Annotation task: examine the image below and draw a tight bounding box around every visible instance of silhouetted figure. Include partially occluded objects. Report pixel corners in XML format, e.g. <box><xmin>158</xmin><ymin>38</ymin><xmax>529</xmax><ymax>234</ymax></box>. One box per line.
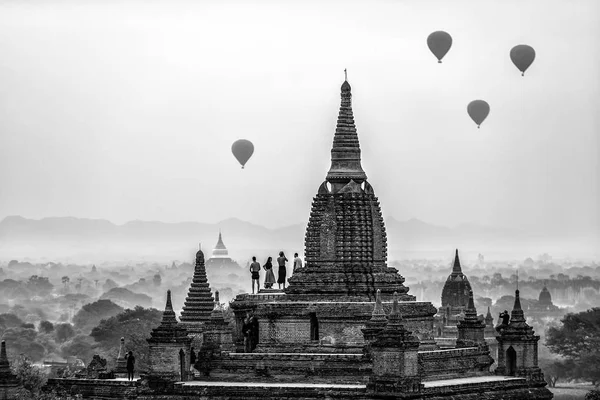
<box><xmin>250</xmin><ymin>256</ymin><xmax>261</xmax><ymax>294</ymax></box>
<box><xmin>190</xmin><ymin>346</ymin><xmax>196</xmax><ymax>369</ymax></box>
<box><xmin>263</xmin><ymin>257</ymin><xmax>275</xmax><ymax>289</ymax></box>
<box><xmin>242</xmin><ymin>311</ymin><xmax>259</xmax><ymax>352</ymax></box>
<box><xmin>126</xmin><ymin>351</ymin><xmax>135</xmax><ymax>381</ymax></box>
<box><xmin>496</xmin><ymin>310</ymin><xmax>510</xmax><ymax>332</ymax></box>
<box><xmin>293</xmin><ymin>253</ymin><xmax>303</xmax><ymax>272</ymax></box>
<box><xmin>277</xmin><ymin>251</ymin><xmax>288</xmax><ymax>289</ymax></box>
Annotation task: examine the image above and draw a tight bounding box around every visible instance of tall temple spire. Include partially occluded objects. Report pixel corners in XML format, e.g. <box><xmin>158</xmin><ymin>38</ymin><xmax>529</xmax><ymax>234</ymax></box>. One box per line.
<box><xmin>180</xmin><ymin>246</ymin><xmax>215</xmax><ymax>328</ymax></box>
<box><xmin>0</xmin><ymin>340</ymin><xmax>8</xmax><ymax>371</ymax></box>
<box><xmin>326</xmin><ymin>75</ymin><xmax>367</xmax><ymax>184</ymax></box>
<box><xmin>0</xmin><ymin>340</ymin><xmax>19</xmax><ymax>385</ymax></box>
<box><xmin>452</xmin><ymin>249</ymin><xmax>462</xmax><ymax>275</ymax></box>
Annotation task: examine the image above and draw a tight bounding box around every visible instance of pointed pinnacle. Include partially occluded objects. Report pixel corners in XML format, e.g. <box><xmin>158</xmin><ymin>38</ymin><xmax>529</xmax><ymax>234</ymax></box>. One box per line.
<box><xmin>165</xmin><ymin>290</ymin><xmax>173</xmax><ymax>312</ymax></box>
<box><xmin>452</xmin><ymin>249</ymin><xmax>462</xmax><ymax>274</ymax></box>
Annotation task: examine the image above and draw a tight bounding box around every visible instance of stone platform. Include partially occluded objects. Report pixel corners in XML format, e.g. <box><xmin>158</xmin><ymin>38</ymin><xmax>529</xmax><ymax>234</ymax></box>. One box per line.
<box><xmin>135</xmin><ymin>375</ymin><xmax>552</xmax><ymax>400</ymax></box>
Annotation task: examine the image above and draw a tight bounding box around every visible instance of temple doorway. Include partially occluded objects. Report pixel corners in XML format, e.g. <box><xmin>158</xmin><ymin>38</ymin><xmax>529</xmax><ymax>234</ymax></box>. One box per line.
<box><xmin>506</xmin><ymin>346</ymin><xmax>517</xmax><ymax>376</ymax></box>
<box><xmin>310</xmin><ymin>313</ymin><xmax>319</xmax><ymax>341</ymax></box>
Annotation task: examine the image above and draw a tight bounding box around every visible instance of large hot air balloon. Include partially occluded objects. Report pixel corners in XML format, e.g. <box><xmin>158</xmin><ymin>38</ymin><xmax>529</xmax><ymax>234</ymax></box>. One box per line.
<box><xmin>427</xmin><ymin>31</ymin><xmax>452</xmax><ymax>63</ymax></box>
<box><xmin>510</xmin><ymin>45</ymin><xmax>536</xmax><ymax>76</ymax></box>
<box><xmin>231</xmin><ymin>139</ymin><xmax>254</xmax><ymax>169</ymax></box>
<box><xmin>467</xmin><ymin>100</ymin><xmax>490</xmax><ymax>128</ymax></box>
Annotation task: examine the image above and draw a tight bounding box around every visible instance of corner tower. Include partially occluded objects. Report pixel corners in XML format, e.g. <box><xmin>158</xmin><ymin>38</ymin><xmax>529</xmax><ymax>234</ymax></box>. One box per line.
<box><xmin>287</xmin><ymin>79</ymin><xmax>413</xmax><ymax>301</ymax></box>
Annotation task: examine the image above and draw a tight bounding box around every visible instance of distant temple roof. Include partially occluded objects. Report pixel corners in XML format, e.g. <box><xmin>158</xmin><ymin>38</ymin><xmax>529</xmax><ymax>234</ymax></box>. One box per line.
<box><xmin>538</xmin><ymin>284</ymin><xmax>553</xmax><ymax>306</ymax></box>
<box><xmin>441</xmin><ymin>249</ymin><xmax>472</xmax><ymax>308</ymax></box>
<box><xmin>212</xmin><ymin>231</ymin><xmax>229</xmax><ymax>258</ymax></box>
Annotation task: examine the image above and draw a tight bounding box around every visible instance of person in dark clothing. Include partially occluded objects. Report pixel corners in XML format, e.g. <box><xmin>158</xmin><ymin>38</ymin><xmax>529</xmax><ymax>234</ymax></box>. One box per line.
<box><xmin>126</xmin><ymin>351</ymin><xmax>135</xmax><ymax>380</ymax></box>
<box><xmin>277</xmin><ymin>251</ymin><xmax>288</xmax><ymax>289</ymax></box>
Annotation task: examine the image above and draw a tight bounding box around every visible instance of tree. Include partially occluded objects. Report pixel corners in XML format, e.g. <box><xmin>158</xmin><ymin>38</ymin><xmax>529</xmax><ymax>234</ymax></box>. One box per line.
<box><xmin>1</xmin><ymin>327</ymin><xmax>46</xmax><ymax>362</ymax></box>
<box><xmin>586</xmin><ymin>390</ymin><xmax>600</xmax><ymax>400</ymax></box>
<box><xmin>60</xmin><ymin>334</ymin><xmax>96</xmax><ymax>363</ymax></box>
<box><xmin>90</xmin><ymin>306</ymin><xmax>162</xmax><ymax>371</ymax></box>
<box><xmin>61</xmin><ymin>276</ymin><xmax>69</xmax><ymax>289</ymax></box>
<box><xmin>539</xmin><ymin>358</ymin><xmax>574</xmax><ymax>387</ymax></box>
<box><xmin>153</xmin><ymin>273</ymin><xmax>161</xmax><ymax>287</ymax></box>
<box><xmin>54</xmin><ymin>323</ymin><xmax>76</xmax><ymax>343</ymax></box>
<box><xmin>26</xmin><ymin>275</ymin><xmax>54</xmax><ymax>296</ymax></box>
<box><xmin>547</xmin><ymin>308</ymin><xmax>600</xmax><ymax>385</ymax></box>
<box><xmin>547</xmin><ymin>308</ymin><xmax>600</xmax><ymax>359</ymax></box>
<box><xmin>72</xmin><ymin>299</ymin><xmax>123</xmax><ymax>333</ymax></box>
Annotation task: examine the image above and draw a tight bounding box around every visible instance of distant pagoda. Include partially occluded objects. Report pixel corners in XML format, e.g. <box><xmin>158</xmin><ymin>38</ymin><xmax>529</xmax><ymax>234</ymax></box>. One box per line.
<box><xmin>286</xmin><ymin>78</ymin><xmax>413</xmax><ymax>301</ymax></box>
<box><xmin>205</xmin><ymin>231</ymin><xmax>242</xmax><ymax>274</ymax></box>
<box><xmin>180</xmin><ymin>245</ymin><xmax>215</xmax><ymax>331</ymax></box>
<box><xmin>441</xmin><ymin>249</ymin><xmax>472</xmax><ymax>309</ymax></box>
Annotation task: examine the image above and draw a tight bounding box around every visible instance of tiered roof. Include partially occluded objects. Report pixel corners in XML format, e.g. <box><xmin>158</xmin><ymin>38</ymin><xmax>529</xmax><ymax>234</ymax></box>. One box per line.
<box><xmin>286</xmin><ymin>79</ymin><xmax>413</xmax><ymax>301</ymax></box>
<box><xmin>180</xmin><ymin>247</ymin><xmax>215</xmax><ymax>325</ymax></box>
<box><xmin>148</xmin><ymin>290</ymin><xmax>190</xmax><ymax>344</ymax></box>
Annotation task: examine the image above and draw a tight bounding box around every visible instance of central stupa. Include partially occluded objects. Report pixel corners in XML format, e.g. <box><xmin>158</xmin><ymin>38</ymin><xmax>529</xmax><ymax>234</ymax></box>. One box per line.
<box><xmin>286</xmin><ymin>79</ymin><xmax>412</xmax><ymax>301</ymax></box>
<box><xmin>229</xmin><ymin>78</ymin><xmax>435</xmax><ymax>352</ymax></box>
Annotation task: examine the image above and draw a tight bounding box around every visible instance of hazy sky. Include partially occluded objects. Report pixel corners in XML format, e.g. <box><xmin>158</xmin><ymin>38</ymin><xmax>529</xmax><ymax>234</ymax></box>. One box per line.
<box><xmin>0</xmin><ymin>0</ymin><xmax>598</xmax><ymax>235</ymax></box>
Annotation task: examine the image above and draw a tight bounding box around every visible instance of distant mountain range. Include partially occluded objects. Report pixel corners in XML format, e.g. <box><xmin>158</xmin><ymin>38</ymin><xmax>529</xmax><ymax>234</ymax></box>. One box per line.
<box><xmin>0</xmin><ymin>216</ymin><xmax>597</xmax><ymax>262</ymax></box>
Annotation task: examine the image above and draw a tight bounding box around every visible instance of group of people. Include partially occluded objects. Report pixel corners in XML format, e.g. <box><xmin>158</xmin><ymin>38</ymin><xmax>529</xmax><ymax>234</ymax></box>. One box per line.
<box><xmin>249</xmin><ymin>252</ymin><xmax>303</xmax><ymax>294</ymax></box>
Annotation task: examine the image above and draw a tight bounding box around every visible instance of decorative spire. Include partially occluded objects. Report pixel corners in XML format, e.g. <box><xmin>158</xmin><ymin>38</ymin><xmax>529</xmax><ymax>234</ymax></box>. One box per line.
<box><xmin>386</xmin><ymin>292</ymin><xmax>404</xmax><ymax>328</ymax></box>
<box><xmin>463</xmin><ymin>290</ymin><xmax>478</xmax><ymax>320</ymax></box>
<box><xmin>215</xmin><ymin>231</ymin><xmax>226</xmax><ymax>250</ymax></box>
<box><xmin>117</xmin><ymin>337</ymin><xmax>125</xmax><ymax>359</ymax></box>
<box><xmin>160</xmin><ymin>290</ymin><xmax>178</xmax><ymax>326</ymax></box>
<box><xmin>148</xmin><ymin>290</ymin><xmax>190</xmax><ymax>343</ymax></box>
<box><xmin>510</xmin><ymin>289</ymin><xmax>525</xmax><ymax>324</ymax></box>
<box><xmin>209</xmin><ymin>290</ymin><xmax>226</xmax><ymax>324</ymax></box>
<box><xmin>452</xmin><ymin>249</ymin><xmax>462</xmax><ymax>275</ymax></box>
<box><xmin>326</xmin><ymin>75</ymin><xmax>367</xmax><ymax>183</ymax></box>
<box><xmin>370</xmin><ymin>289</ymin><xmax>387</xmax><ymax>322</ymax></box>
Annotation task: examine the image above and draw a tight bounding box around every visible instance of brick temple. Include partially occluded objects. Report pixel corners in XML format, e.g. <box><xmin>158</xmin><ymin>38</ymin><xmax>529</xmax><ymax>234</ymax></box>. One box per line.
<box><xmin>43</xmin><ymin>79</ymin><xmax>553</xmax><ymax>399</ymax></box>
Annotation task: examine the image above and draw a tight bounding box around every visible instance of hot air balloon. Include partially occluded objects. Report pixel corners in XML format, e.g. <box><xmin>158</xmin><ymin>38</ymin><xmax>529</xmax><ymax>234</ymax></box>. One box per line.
<box><xmin>231</xmin><ymin>139</ymin><xmax>254</xmax><ymax>169</ymax></box>
<box><xmin>427</xmin><ymin>31</ymin><xmax>452</xmax><ymax>63</ymax></box>
<box><xmin>467</xmin><ymin>100</ymin><xmax>490</xmax><ymax>128</ymax></box>
<box><xmin>510</xmin><ymin>45</ymin><xmax>536</xmax><ymax>76</ymax></box>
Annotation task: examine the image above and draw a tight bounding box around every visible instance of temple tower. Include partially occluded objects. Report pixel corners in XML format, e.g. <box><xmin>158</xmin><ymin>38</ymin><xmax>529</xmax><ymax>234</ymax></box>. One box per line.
<box><xmin>368</xmin><ymin>293</ymin><xmax>422</xmax><ymax>395</ymax></box>
<box><xmin>286</xmin><ymin>79</ymin><xmax>413</xmax><ymax>301</ymax></box>
<box><xmin>456</xmin><ymin>290</ymin><xmax>487</xmax><ymax>348</ymax></box>
<box><xmin>0</xmin><ymin>341</ymin><xmax>20</xmax><ymax>400</ymax></box>
<box><xmin>180</xmin><ymin>245</ymin><xmax>215</xmax><ymax>332</ymax></box>
<box><xmin>147</xmin><ymin>290</ymin><xmax>192</xmax><ymax>381</ymax></box>
<box><xmin>496</xmin><ymin>289</ymin><xmax>545</xmax><ymax>382</ymax></box>
<box><xmin>441</xmin><ymin>249</ymin><xmax>472</xmax><ymax>309</ymax></box>
<box><xmin>538</xmin><ymin>284</ymin><xmax>553</xmax><ymax>308</ymax></box>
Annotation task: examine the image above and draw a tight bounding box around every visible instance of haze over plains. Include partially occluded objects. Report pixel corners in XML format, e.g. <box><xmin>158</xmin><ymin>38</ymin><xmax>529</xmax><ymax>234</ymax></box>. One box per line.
<box><xmin>0</xmin><ymin>0</ymin><xmax>598</xmax><ymax>259</ymax></box>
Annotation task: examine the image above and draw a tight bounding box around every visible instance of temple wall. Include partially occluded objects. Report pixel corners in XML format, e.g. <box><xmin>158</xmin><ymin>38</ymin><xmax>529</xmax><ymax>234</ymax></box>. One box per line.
<box><xmin>149</xmin><ymin>343</ymin><xmax>190</xmax><ymax>379</ymax></box>
<box><xmin>418</xmin><ymin>347</ymin><xmax>493</xmax><ymax>381</ymax></box>
<box><xmin>260</xmin><ymin>318</ymin><xmax>311</xmax><ymax>344</ymax></box>
<box><xmin>46</xmin><ymin>378</ymin><xmax>139</xmax><ymax>400</ymax></box>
